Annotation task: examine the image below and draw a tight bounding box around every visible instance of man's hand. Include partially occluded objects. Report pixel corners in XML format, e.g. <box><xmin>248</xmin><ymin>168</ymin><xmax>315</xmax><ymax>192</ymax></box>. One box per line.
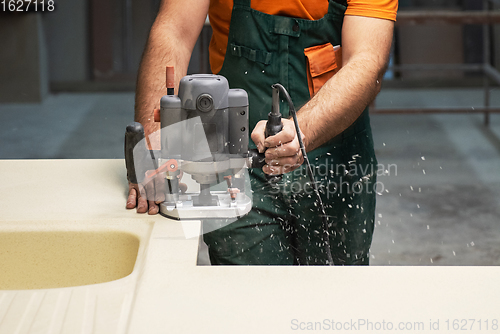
<box><xmin>126</xmin><ymin>172</ymin><xmax>188</xmax><ymax>214</ymax></box>
<box><xmin>127</xmin><ymin>183</ymin><xmax>154</xmax><ymax>214</ymax></box>
<box><xmin>126</xmin><ymin>173</ymin><xmax>165</xmax><ymax>215</ymax></box>
<box><xmin>251</xmin><ymin>118</ymin><xmax>305</xmax><ymax>175</ymax></box>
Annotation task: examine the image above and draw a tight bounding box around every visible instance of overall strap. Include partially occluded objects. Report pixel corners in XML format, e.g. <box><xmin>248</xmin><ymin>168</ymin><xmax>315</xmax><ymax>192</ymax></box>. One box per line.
<box><xmin>328</xmin><ymin>0</ymin><xmax>348</xmax><ymax>16</ymax></box>
<box><xmin>234</xmin><ymin>0</ymin><xmax>346</xmax><ymax>11</ymax></box>
<box><xmin>233</xmin><ymin>0</ymin><xmax>250</xmax><ymax>7</ymax></box>
<box><xmin>332</xmin><ymin>0</ymin><xmax>348</xmax><ymax>6</ymax></box>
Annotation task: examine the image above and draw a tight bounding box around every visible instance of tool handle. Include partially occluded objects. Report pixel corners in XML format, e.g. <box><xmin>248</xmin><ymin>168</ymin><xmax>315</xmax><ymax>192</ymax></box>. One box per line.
<box><xmin>264</xmin><ymin>85</ymin><xmax>284</xmax><ymax>183</ymax></box>
<box><xmin>265</xmin><ymin>113</ymin><xmax>283</xmax><ymax>138</ymax></box>
<box><xmin>265</xmin><ymin>85</ymin><xmax>283</xmax><ymax>138</ymax></box>
<box><xmin>124</xmin><ymin>122</ymin><xmax>145</xmax><ymax>184</ymax></box>
<box><xmin>265</xmin><ymin>114</ymin><xmax>283</xmax><ymax>183</ymax></box>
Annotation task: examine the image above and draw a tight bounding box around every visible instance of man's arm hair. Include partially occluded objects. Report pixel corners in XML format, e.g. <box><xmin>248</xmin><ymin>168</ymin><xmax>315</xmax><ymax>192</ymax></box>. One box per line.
<box><xmin>134</xmin><ymin>0</ymin><xmax>210</xmax><ymax>147</ymax></box>
<box><xmin>297</xmin><ymin>15</ymin><xmax>394</xmax><ymax>151</ymax></box>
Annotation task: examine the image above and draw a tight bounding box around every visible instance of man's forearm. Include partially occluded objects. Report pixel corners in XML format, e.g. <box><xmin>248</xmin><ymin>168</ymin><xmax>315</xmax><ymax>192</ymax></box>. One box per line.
<box><xmin>127</xmin><ymin>0</ymin><xmax>209</xmax><ymax>213</ymax></box>
<box><xmin>297</xmin><ymin>16</ymin><xmax>394</xmax><ymax>152</ymax></box>
<box><xmin>134</xmin><ymin>0</ymin><xmax>208</xmax><ymax>148</ymax></box>
<box><xmin>297</xmin><ymin>54</ymin><xmax>384</xmax><ymax>152</ymax></box>
<box><xmin>134</xmin><ymin>30</ymin><xmax>191</xmax><ymax>148</ymax></box>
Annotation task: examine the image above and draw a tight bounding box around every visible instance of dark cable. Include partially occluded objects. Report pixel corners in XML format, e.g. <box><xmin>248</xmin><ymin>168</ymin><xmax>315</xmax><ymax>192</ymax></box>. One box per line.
<box><xmin>271</xmin><ymin>83</ymin><xmax>334</xmax><ymax>266</ymax></box>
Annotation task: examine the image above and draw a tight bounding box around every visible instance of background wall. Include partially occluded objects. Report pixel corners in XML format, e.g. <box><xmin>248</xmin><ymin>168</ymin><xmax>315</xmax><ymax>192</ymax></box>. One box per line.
<box><xmin>0</xmin><ymin>14</ymin><xmax>48</xmax><ymax>102</ymax></box>
<box><xmin>43</xmin><ymin>1</ymin><xmax>89</xmax><ymax>83</ymax></box>
<box><xmin>1</xmin><ymin>0</ymin><xmax>498</xmax><ymax>100</ymax></box>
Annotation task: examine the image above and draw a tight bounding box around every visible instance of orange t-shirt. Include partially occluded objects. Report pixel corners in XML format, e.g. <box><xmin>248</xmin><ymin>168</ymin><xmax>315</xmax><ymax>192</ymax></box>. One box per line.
<box><xmin>208</xmin><ymin>0</ymin><xmax>398</xmax><ymax>73</ymax></box>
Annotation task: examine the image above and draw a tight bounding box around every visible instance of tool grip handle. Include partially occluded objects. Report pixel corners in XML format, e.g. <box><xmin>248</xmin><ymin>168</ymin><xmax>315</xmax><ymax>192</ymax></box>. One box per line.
<box><xmin>124</xmin><ymin>122</ymin><xmax>145</xmax><ymax>184</ymax></box>
<box><xmin>264</xmin><ymin>113</ymin><xmax>283</xmax><ymax>183</ymax></box>
<box><xmin>265</xmin><ymin>114</ymin><xmax>283</xmax><ymax>138</ymax></box>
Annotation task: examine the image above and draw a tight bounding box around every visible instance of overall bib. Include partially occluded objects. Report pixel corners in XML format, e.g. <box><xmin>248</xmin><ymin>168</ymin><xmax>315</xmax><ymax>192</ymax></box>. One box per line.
<box><xmin>203</xmin><ymin>0</ymin><xmax>378</xmax><ymax>265</ymax></box>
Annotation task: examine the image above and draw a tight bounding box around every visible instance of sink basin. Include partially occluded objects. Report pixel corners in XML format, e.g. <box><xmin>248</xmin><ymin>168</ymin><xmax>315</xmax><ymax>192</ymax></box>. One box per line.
<box><xmin>0</xmin><ymin>220</ymin><xmax>153</xmax><ymax>290</ymax></box>
<box><xmin>0</xmin><ymin>231</ymin><xmax>139</xmax><ymax>290</ymax></box>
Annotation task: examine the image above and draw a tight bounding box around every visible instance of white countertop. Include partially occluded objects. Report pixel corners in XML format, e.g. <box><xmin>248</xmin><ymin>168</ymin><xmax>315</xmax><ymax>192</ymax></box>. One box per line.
<box><xmin>1</xmin><ymin>159</ymin><xmax>499</xmax><ymax>333</ymax></box>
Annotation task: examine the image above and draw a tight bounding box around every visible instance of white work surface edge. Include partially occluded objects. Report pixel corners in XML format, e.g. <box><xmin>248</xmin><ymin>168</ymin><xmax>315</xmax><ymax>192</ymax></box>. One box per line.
<box><xmin>0</xmin><ymin>159</ymin><xmax>499</xmax><ymax>334</ymax></box>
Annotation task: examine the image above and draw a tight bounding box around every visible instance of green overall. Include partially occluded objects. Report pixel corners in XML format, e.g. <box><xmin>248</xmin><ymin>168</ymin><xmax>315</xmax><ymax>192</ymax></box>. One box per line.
<box><xmin>203</xmin><ymin>0</ymin><xmax>378</xmax><ymax>265</ymax></box>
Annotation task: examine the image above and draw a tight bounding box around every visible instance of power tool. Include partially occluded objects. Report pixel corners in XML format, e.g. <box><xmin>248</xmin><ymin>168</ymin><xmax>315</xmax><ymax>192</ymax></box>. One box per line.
<box><xmin>125</xmin><ymin>67</ymin><xmax>275</xmax><ymax>220</ymax></box>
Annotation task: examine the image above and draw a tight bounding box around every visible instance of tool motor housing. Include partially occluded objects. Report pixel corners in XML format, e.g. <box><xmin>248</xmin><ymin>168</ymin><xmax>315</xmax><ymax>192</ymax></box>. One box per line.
<box><xmin>159</xmin><ymin>74</ymin><xmax>249</xmax><ymax>163</ymax></box>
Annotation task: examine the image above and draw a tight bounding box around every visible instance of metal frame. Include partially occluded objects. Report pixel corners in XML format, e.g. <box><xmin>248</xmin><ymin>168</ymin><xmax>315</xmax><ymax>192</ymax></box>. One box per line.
<box><xmin>371</xmin><ymin>0</ymin><xmax>500</xmax><ymax>125</ymax></box>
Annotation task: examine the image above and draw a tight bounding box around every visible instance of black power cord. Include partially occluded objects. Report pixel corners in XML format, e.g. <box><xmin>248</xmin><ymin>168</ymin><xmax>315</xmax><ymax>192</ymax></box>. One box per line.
<box><xmin>271</xmin><ymin>84</ymin><xmax>334</xmax><ymax>266</ymax></box>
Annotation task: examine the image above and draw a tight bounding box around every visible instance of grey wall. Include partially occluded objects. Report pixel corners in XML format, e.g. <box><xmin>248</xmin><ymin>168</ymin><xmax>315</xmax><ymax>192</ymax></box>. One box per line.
<box><xmin>0</xmin><ymin>14</ymin><xmax>48</xmax><ymax>103</ymax></box>
<box><xmin>42</xmin><ymin>1</ymin><xmax>89</xmax><ymax>83</ymax></box>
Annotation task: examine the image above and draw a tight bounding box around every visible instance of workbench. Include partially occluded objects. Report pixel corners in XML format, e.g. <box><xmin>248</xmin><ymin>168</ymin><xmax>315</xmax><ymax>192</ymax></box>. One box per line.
<box><xmin>0</xmin><ymin>159</ymin><xmax>498</xmax><ymax>333</ymax></box>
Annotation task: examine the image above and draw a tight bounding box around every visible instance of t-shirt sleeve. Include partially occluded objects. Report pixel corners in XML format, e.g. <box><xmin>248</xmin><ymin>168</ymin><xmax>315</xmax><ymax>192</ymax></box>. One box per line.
<box><xmin>345</xmin><ymin>0</ymin><xmax>398</xmax><ymax>21</ymax></box>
